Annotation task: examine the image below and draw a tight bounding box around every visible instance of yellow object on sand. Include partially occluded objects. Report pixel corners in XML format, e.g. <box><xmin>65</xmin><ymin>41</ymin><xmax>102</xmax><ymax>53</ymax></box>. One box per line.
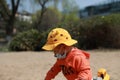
<box><xmin>42</xmin><ymin>28</ymin><xmax>77</xmax><ymax>50</ymax></box>
<box><xmin>97</xmin><ymin>68</ymin><xmax>110</xmax><ymax>80</ymax></box>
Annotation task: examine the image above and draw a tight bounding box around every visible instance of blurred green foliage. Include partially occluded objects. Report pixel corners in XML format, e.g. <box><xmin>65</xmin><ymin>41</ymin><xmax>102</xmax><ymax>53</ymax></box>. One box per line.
<box><xmin>9</xmin><ymin>29</ymin><xmax>48</xmax><ymax>51</ymax></box>
<box><xmin>2</xmin><ymin>0</ymin><xmax>120</xmax><ymax>51</ymax></box>
<box><xmin>77</xmin><ymin>13</ymin><xmax>120</xmax><ymax>49</ymax></box>
<box><xmin>32</xmin><ymin>7</ymin><xmax>62</xmax><ymax>32</ymax></box>
<box><xmin>15</xmin><ymin>20</ymin><xmax>32</xmax><ymax>33</ymax></box>
<box><xmin>9</xmin><ymin>12</ymin><xmax>120</xmax><ymax>51</ymax></box>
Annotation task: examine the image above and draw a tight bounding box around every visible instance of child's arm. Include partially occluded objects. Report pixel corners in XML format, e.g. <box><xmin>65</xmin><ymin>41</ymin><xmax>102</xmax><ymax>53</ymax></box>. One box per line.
<box><xmin>74</xmin><ymin>55</ymin><xmax>91</xmax><ymax>80</ymax></box>
<box><xmin>45</xmin><ymin>61</ymin><xmax>61</xmax><ymax>80</ymax></box>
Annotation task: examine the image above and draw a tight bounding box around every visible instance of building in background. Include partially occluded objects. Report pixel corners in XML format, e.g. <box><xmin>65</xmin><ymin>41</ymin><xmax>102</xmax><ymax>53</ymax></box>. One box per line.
<box><xmin>79</xmin><ymin>0</ymin><xmax>120</xmax><ymax>18</ymax></box>
<box><xmin>15</xmin><ymin>11</ymin><xmax>32</xmax><ymax>23</ymax></box>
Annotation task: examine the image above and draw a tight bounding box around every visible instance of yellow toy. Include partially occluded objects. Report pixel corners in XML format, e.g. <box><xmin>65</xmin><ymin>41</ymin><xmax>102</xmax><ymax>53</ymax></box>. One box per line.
<box><xmin>97</xmin><ymin>68</ymin><xmax>110</xmax><ymax>80</ymax></box>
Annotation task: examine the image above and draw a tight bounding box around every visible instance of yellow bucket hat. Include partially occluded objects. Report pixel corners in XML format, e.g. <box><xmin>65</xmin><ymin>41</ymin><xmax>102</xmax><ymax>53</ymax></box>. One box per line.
<box><xmin>97</xmin><ymin>68</ymin><xmax>110</xmax><ymax>80</ymax></box>
<box><xmin>42</xmin><ymin>28</ymin><xmax>77</xmax><ymax>50</ymax></box>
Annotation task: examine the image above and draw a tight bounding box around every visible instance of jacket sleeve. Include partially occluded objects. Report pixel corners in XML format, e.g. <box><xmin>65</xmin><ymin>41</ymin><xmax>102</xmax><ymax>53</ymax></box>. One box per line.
<box><xmin>45</xmin><ymin>61</ymin><xmax>61</xmax><ymax>80</ymax></box>
<box><xmin>74</xmin><ymin>55</ymin><xmax>91</xmax><ymax>80</ymax></box>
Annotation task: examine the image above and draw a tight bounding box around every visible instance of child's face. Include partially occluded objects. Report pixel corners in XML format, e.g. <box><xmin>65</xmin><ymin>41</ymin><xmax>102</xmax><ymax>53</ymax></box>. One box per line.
<box><xmin>53</xmin><ymin>44</ymin><xmax>67</xmax><ymax>59</ymax></box>
<box><xmin>53</xmin><ymin>44</ymin><xmax>66</xmax><ymax>55</ymax></box>
<box><xmin>53</xmin><ymin>44</ymin><xmax>72</xmax><ymax>59</ymax></box>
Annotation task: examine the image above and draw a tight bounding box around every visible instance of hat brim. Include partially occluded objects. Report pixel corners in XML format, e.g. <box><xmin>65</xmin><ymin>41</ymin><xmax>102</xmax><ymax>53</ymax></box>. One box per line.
<box><xmin>42</xmin><ymin>39</ymin><xmax>77</xmax><ymax>50</ymax></box>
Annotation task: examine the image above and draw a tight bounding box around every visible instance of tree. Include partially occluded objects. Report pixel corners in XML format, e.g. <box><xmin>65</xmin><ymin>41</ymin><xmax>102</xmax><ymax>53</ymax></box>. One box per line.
<box><xmin>32</xmin><ymin>7</ymin><xmax>62</xmax><ymax>31</ymax></box>
<box><xmin>53</xmin><ymin>0</ymin><xmax>59</xmax><ymax>9</ymax></box>
<box><xmin>7</xmin><ymin>0</ymin><xmax>20</xmax><ymax>35</ymax></box>
<box><xmin>32</xmin><ymin>0</ymin><xmax>49</xmax><ymax>31</ymax></box>
<box><xmin>0</xmin><ymin>0</ymin><xmax>20</xmax><ymax>41</ymax></box>
<box><xmin>60</xmin><ymin>0</ymin><xmax>79</xmax><ymax>25</ymax></box>
<box><xmin>0</xmin><ymin>0</ymin><xmax>9</xmax><ymax>21</ymax></box>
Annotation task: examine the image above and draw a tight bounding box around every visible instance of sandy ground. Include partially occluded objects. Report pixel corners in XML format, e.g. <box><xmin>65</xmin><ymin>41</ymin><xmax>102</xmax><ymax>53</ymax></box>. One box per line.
<box><xmin>0</xmin><ymin>50</ymin><xmax>120</xmax><ymax>80</ymax></box>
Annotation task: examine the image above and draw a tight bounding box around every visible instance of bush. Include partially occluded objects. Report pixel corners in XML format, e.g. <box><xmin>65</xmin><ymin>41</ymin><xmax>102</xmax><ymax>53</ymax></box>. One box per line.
<box><xmin>15</xmin><ymin>20</ymin><xmax>32</xmax><ymax>33</ymax></box>
<box><xmin>9</xmin><ymin>29</ymin><xmax>48</xmax><ymax>51</ymax></box>
<box><xmin>78</xmin><ymin>13</ymin><xmax>120</xmax><ymax>49</ymax></box>
<box><xmin>55</xmin><ymin>13</ymin><xmax>120</xmax><ymax>49</ymax></box>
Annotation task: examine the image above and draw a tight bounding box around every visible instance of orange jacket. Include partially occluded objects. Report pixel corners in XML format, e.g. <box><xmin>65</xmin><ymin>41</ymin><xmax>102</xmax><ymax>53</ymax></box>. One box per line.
<box><xmin>45</xmin><ymin>48</ymin><xmax>92</xmax><ymax>80</ymax></box>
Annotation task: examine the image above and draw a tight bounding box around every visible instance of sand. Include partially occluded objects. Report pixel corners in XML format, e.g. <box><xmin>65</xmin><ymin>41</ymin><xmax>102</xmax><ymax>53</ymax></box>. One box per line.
<box><xmin>0</xmin><ymin>50</ymin><xmax>120</xmax><ymax>80</ymax></box>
